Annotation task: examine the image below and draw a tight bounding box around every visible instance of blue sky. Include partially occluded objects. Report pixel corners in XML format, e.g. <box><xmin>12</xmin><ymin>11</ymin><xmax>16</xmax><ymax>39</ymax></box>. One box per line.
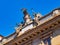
<box><xmin>0</xmin><ymin>0</ymin><xmax>60</xmax><ymax>37</ymax></box>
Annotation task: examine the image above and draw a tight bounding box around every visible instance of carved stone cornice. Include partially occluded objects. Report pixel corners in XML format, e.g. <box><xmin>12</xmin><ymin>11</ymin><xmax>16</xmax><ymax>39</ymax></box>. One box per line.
<box><xmin>5</xmin><ymin>15</ymin><xmax>60</xmax><ymax>45</ymax></box>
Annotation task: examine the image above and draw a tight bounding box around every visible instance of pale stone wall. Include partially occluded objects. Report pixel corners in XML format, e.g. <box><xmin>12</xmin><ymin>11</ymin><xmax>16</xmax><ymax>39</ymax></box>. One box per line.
<box><xmin>51</xmin><ymin>28</ymin><xmax>60</xmax><ymax>45</ymax></box>
<box><xmin>51</xmin><ymin>35</ymin><xmax>60</xmax><ymax>45</ymax></box>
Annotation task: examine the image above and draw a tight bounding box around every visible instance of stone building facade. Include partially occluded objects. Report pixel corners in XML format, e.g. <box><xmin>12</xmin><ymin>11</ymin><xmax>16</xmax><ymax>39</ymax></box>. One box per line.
<box><xmin>0</xmin><ymin>8</ymin><xmax>60</xmax><ymax>45</ymax></box>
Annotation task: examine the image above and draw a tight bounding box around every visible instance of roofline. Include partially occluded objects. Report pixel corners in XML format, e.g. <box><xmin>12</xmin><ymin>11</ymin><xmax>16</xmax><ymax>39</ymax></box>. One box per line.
<box><xmin>0</xmin><ymin>7</ymin><xmax>60</xmax><ymax>39</ymax></box>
